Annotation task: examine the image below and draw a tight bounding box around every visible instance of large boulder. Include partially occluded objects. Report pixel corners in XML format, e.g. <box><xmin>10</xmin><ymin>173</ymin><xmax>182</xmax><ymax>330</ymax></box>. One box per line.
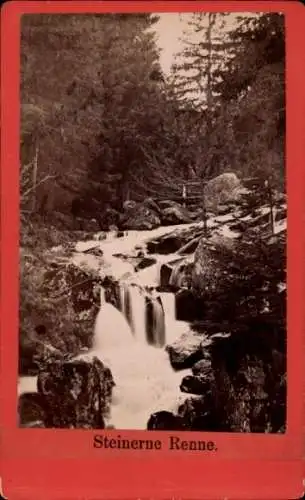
<box><xmin>166</xmin><ymin>329</ymin><xmax>211</xmax><ymax>370</ymax></box>
<box><xmin>174</xmin><ymin>319</ymin><xmax>286</xmax><ymax>433</ymax></box>
<box><xmin>177</xmin><ymin>395</ymin><xmax>220</xmax><ymax>431</ymax></box>
<box><xmin>142</xmin><ymin>197</ymin><xmax>162</xmax><ymax>215</ymax></box>
<box><xmin>192</xmin><ymin>235</ymin><xmax>236</xmax><ymax>298</ymax></box>
<box><xmin>19</xmin><ymin>246</ymin><xmax>105</xmax><ymax>376</ymax></box>
<box><xmin>206</xmin><ymin>325</ymin><xmax>286</xmax><ymax>433</ymax></box>
<box><xmin>121</xmin><ymin>200</ymin><xmax>161</xmax><ymax>230</ymax></box>
<box><xmin>37</xmin><ymin>354</ymin><xmax>115</xmax><ymax>428</ymax></box>
<box><xmin>135</xmin><ymin>257</ymin><xmax>157</xmax><ymax>272</ymax></box>
<box><xmin>160</xmin><ymin>203</ymin><xmax>192</xmax><ymax>226</ymax></box>
<box><xmin>192</xmin><ymin>230</ymin><xmax>286</xmax><ymax>322</ymax></box>
<box><xmin>146</xmin><ymin>225</ymin><xmax>203</xmax><ymax>256</ymax></box>
<box><xmin>123</xmin><ymin>198</ymin><xmax>161</xmax><ymax>214</ymax></box>
<box><xmin>147</xmin><ymin>411</ymin><xmax>185</xmax><ymax>430</ymax></box>
<box><xmin>177</xmin><ymin>235</ymin><xmax>201</xmax><ymax>255</ymax></box>
<box><xmin>169</xmin><ymin>256</ymin><xmax>194</xmax><ymax>289</ymax></box>
<box><xmin>160</xmin><ymin>262</ymin><xmax>175</xmax><ymax>288</ymax></box>
<box><xmin>158</xmin><ymin>199</ymin><xmax>199</xmax><ymax>220</ymax></box>
<box><xmin>101</xmin><ymin>276</ymin><xmax>121</xmax><ymax>309</ymax></box>
<box><xmin>18</xmin><ymin>392</ymin><xmax>47</xmax><ymax>428</ymax></box>
<box><xmin>180</xmin><ymin>375</ymin><xmax>210</xmax><ymax>395</ymax></box>
<box><xmin>175</xmin><ymin>288</ymin><xmax>205</xmax><ymax>322</ymax></box>
<box><xmin>204</xmin><ymin>173</ymin><xmax>247</xmax><ymax>213</ymax></box>
<box><xmin>192</xmin><ymin>358</ymin><xmax>212</xmax><ymax>377</ymax></box>
<box><xmin>147</xmin><ymin>236</ymin><xmax>184</xmax><ymax>255</ymax></box>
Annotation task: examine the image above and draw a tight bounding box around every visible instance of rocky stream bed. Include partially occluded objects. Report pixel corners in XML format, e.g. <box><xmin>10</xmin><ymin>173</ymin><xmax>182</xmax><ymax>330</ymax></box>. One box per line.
<box><xmin>18</xmin><ymin>174</ymin><xmax>287</xmax><ymax>432</ymax></box>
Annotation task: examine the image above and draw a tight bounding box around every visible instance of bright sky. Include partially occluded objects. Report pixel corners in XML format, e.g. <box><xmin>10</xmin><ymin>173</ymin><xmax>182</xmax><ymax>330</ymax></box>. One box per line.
<box><xmin>154</xmin><ymin>12</ymin><xmax>251</xmax><ymax>75</ymax></box>
<box><xmin>154</xmin><ymin>13</ymin><xmax>186</xmax><ymax>74</ymax></box>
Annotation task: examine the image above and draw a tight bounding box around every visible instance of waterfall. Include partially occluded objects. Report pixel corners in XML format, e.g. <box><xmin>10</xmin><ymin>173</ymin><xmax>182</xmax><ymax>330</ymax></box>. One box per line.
<box><xmin>93</xmin><ymin>287</ymin><xmax>134</xmax><ymax>352</ymax></box>
<box><xmin>159</xmin><ymin>292</ymin><xmax>177</xmax><ymax>344</ymax></box>
<box><xmin>169</xmin><ymin>261</ymin><xmax>184</xmax><ymax>287</ymax></box>
<box><xmin>151</xmin><ymin>295</ymin><xmax>165</xmax><ymax>347</ymax></box>
<box><xmin>119</xmin><ymin>282</ymin><xmax>132</xmax><ymax>327</ymax></box>
<box><xmin>19</xmin><ymin>224</ymin><xmax>203</xmax><ymax>430</ymax></box>
<box><xmin>106</xmin><ymin>226</ymin><xmax>118</xmax><ymax>240</ymax></box>
<box><xmin>160</xmin><ymin>291</ymin><xmax>190</xmax><ymax>343</ymax></box>
<box><xmin>156</xmin><ymin>261</ymin><xmax>162</xmax><ymax>285</ymax></box>
<box><xmin>100</xmin><ymin>287</ymin><xmax>106</xmax><ymax>305</ymax></box>
<box><xmin>128</xmin><ymin>285</ymin><xmax>147</xmax><ymax>343</ymax></box>
<box><xmin>104</xmin><ymin>342</ymin><xmax>190</xmax><ymax>430</ymax></box>
<box><xmin>118</xmin><ymin>281</ymin><xmax>181</xmax><ymax>348</ymax></box>
<box><xmin>159</xmin><ymin>292</ymin><xmax>176</xmax><ymax>326</ymax></box>
<box><xmin>119</xmin><ymin>283</ymin><xmax>127</xmax><ymax>316</ymax></box>
<box><xmin>90</xmin><ymin>284</ymin><xmax>190</xmax><ymax>430</ymax></box>
<box><xmin>119</xmin><ymin>284</ymin><xmax>166</xmax><ymax>347</ymax></box>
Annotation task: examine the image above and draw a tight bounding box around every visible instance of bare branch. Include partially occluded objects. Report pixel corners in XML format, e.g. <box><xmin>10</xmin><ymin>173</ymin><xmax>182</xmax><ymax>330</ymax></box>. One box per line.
<box><xmin>21</xmin><ymin>174</ymin><xmax>58</xmax><ymax>200</ymax></box>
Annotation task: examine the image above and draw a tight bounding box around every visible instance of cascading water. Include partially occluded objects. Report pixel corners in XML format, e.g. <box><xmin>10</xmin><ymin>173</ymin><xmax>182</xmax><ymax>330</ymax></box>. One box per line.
<box><xmin>97</xmin><ymin>247</ymin><xmax>196</xmax><ymax>430</ymax></box>
<box><xmin>91</xmin><ymin>284</ymin><xmax>191</xmax><ymax>430</ymax></box>
<box><xmin>93</xmin><ymin>287</ymin><xmax>134</xmax><ymax>352</ymax></box>
<box><xmin>159</xmin><ymin>292</ymin><xmax>176</xmax><ymax>327</ymax></box>
<box><xmin>159</xmin><ymin>291</ymin><xmax>190</xmax><ymax>344</ymax></box>
<box><xmin>119</xmin><ymin>283</ymin><xmax>166</xmax><ymax>347</ymax></box>
<box><xmin>119</xmin><ymin>282</ymin><xmax>132</xmax><ymax>327</ymax></box>
<box><xmin>159</xmin><ymin>292</ymin><xmax>176</xmax><ymax>343</ymax></box>
<box><xmin>169</xmin><ymin>261</ymin><xmax>185</xmax><ymax>288</ymax></box>
<box><xmin>128</xmin><ymin>285</ymin><xmax>147</xmax><ymax>343</ymax></box>
<box><xmin>150</xmin><ymin>293</ymin><xmax>165</xmax><ymax>347</ymax></box>
<box><xmin>113</xmin><ymin>247</ymin><xmax>191</xmax><ymax>349</ymax></box>
<box><xmin>19</xmin><ymin>222</ymin><xmax>201</xmax><ymax>428</ymax></box>
<box><xmin>119</xmin><ymin>283</ymin><xmax>127</xmax><ymax>317</ymax></box>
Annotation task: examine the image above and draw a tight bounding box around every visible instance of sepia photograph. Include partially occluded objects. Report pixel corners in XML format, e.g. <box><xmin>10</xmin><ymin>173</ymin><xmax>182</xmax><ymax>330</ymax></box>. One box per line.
<box><xmin>18</xmin><ymin>11</ymin><xmax>286</xmax><ymax>432</ymax></box>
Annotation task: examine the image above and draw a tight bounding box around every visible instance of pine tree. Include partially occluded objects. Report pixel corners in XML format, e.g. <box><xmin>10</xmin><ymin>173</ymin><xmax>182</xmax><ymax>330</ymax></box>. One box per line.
<box><xmin>21</xmin><ymin>13</ymin><xmax>167</xmax><ymax>214</ymax></box>
<box><xmin>170</xmin><ymin>13</ymin><xmax>233</xmax><ymax>112</ymax></box>
<box><xmin>85</xmin><ymin>13</ymin><xmax>171</xmax><ymax>209</ymax></box>
<box><xmin>213</xmin><ymin>13</ymin><xmax>285</xmax><ymax>188</ymax></box>
<box><xmin>21</xmin><ymin>14</ymin><xmax>114</xmax><ymax>212</ymax></box>
<box><xmin>168</xmin><ymin>13</ymin><xmax>236</xmax><ymax>180</ymax></box>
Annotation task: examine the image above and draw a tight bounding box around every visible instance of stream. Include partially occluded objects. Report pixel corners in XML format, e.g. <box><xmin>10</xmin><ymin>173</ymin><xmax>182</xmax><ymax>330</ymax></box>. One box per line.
<box><xmin>19</xmin><ymin>222</ymin><xmax>204</xmax><ymax>429</ymax></box>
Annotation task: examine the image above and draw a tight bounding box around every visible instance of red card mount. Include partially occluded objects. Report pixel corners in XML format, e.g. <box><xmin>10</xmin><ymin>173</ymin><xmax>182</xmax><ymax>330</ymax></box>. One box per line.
<box><xmin>1</xmin><ymin>1</ymin><xmax>305</xmax><ymax>499</ymax></box>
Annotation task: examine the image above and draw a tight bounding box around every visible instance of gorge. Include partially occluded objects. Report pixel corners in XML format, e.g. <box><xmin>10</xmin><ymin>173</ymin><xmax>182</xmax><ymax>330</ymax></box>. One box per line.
<box><xmin>18</xmin><ymin>177</ymin><xmax>287</xmax><ymax>433</ymax></box>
